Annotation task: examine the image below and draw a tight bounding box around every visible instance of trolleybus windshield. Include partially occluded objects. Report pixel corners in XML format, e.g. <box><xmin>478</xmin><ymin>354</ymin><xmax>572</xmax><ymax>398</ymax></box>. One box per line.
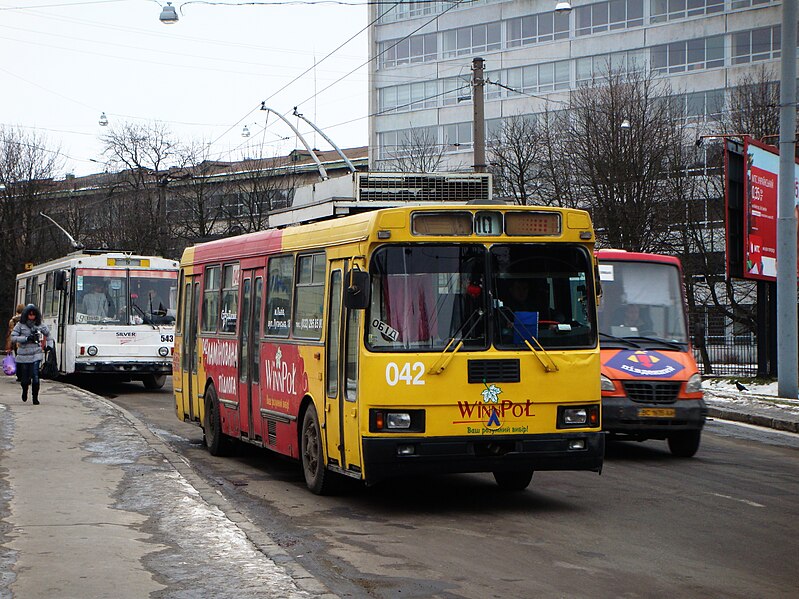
<box><xmin>366</xmin><ymin>244</ymin><xmax>596</xmax><ymax>351</ymax></box>
<box><xmin>75</xmin><ymin>268</ymin><xmax>177</xmax><ymax>325</ymax></box>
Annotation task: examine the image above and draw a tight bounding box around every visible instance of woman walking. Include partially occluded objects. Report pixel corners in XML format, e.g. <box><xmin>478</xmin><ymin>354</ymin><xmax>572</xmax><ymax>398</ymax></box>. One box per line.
<box><xmin>11</xmin><ymin>304</ymin><xmax>51</xmax><ymax>405</ymax></box>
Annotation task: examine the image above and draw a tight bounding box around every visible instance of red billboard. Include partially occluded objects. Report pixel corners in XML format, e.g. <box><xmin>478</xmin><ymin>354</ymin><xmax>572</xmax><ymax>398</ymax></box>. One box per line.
<box><xmin>742</xmin><ymin>138</ymin><xmax>799</xmax><ymax>281</ymax></box>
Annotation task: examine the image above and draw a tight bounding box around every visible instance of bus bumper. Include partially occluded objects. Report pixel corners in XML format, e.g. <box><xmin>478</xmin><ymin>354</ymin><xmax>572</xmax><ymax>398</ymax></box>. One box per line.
<box><xmin>74</xmin><ymin>361</ymin><xmax>172</xmax><ymax>375</ymax></box>
<box><xmin>602</xmin><ymin>397</ymin><xmax>707</xmax><ymax>439</ymax></box>
<box><xmin>361</xmin><ymin>432</ymin><xmax>604</xmax><ymax>485</ymax></box>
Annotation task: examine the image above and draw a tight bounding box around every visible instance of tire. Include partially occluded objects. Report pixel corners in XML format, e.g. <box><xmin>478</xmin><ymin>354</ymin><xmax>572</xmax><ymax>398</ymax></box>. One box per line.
<box><xmin>300</xmin><ymin>404</ymin><xmax>336</xmax><ymax>495</ymax></box>
<box><xmin>493</xmin><ymin>468</ymin><xmax>534</xmax><ymax>491</ymax></box>
<box><xmin>142</xmin><ymin>374</ymin><xmax>167</xmax><ymax>389</ymax></box>
<box><xmin>203</xmin><ymin>385</ymin><xmax>232</xmax><ymax>457</ymax></box>
<box><xmin>668</xmin><ymin>430</ymin><xmax>701</xmax><ymax>458</ymax></box>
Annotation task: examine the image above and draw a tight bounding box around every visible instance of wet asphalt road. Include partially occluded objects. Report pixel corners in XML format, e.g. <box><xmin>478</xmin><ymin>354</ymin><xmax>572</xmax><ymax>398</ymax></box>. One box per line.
<box><xmin>76</xmin><ymin>377</ymin><xmax>799</xmax><ymax>599</ymax></box>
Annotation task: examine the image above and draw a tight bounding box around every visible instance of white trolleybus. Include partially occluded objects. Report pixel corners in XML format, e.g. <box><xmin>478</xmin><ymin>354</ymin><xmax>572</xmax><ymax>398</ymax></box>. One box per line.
<box><xmin>15</xmin><ymin>251</ymin><xmax>179</xmax><ymax>388</ymax></box>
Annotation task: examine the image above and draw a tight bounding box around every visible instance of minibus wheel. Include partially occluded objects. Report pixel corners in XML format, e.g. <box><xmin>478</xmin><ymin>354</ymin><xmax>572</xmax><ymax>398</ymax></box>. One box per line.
<box><xmin>493</xmin><ymin>468</ymin><xmax>534</xmax><ymax>491</ymax></box>
<box><xmin>667</xmin><ymin>430</ymin><xmax>701</xmax><ymax>458</ymax></box>
<box><xmin>301</xmin><ymin>404</ymin><xmax>335</xmax><ymax>495</ymax></box>
<box><xmin>204</xmin><ymin>385</ymin><xmax>232</xmax><ymax>457</ymax></box>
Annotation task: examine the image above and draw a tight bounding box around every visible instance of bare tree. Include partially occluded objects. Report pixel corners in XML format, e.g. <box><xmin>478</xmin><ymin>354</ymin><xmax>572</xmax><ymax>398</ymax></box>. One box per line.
<box><xmin>541</xmin><ymin>69</ymin><xmax>687</xmax><ymax>252</ymax></box>
<box><xmin>101</xmin><ymin>121</ymin><xmax>178</xmax><ymax>256</ymax></box>
<box><xmin>0</xmin><ymin>126</ymin><xmax>62</xmax><ymax>311</ymax></box>
<box><xmin>227</xmin><ymin>156</ymin><xmax>298</xmax><ymax>234</ymax></box>
<box><xmin>166</xmin><ymin>141</ymin><xmax>227</xmax><ymax>248</ymax></box>
<box><xmin>379</xmin><ymin>128</ymin><xmax>446</xmax><ymax>173</ymax></box>
<box><xmin>487</xmin><ymin>114</ymin><xmax>546</xmax><ymax>205</ymax></box>
<box><xmin>724</xmin><ymin>65</ymin><xmax>782</xmax><ymax>143</ymax></box>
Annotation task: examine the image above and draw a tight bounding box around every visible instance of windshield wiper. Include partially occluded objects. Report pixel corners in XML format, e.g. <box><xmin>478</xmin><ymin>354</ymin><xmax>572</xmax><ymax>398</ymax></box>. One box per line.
<box><xmin>623</xmin><ymin>335</ymin><xmax>686</xmax><ymax>351</ymax></box>
<box><xmin>496</xmin><ymin>308</ymin><xmax>558</xmax><ymax>373</ymax></box>
<box><xmin>599</xmin><ymin>332</ymin><xmax>642</xmax><ymax>349</ymax></box>
<box><xmin>428</xmin><ymin>309</ymin><xmax>485</xmax><ymax>375</ymax></box>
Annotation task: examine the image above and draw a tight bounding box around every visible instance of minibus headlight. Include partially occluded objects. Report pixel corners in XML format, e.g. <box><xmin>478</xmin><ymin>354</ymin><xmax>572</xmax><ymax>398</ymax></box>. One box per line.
<box><xmin>600</xmin><ymin>374</ymin><xmax>615</xmax><ymax>392</ymax></box>
<box><xmin>685</xmin><ymin>373</ymin><xmax>703</xmax><ymax>394</ymax></box>
<box><xmin>87</xmin><ymin>345</ymin><xmax>98</xmax><ymax>356</ymax></box>
<box><xmin>158</xmin><ymin>346</ymin><xmax>169</xmax><ymax>357</ymax></box>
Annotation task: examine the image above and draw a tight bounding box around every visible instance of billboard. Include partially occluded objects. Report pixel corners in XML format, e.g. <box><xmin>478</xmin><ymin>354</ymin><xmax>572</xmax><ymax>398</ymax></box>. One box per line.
<box><xmin>742</xmin><ymin>138</ymin><xmax>799</xmax><ymax>281</ymax></box>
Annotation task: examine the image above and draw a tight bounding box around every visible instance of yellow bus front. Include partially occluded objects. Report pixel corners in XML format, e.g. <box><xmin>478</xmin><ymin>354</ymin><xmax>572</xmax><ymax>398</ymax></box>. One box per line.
<box><xmin>352</xmin><ymin>208</ymin><xmax>604</xmax><ymax>487</ymax></box>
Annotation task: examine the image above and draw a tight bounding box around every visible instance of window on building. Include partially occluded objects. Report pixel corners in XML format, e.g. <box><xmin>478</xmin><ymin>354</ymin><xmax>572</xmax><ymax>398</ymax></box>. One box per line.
<box><xmin>731</xmin><ymin>0</ymin><xmax>776</xmax><ymax>10</ymax></box>
<box><xmin>442</xmin><ymin>22</ymin><xmax>501</xmax><ymax>58</ymax></box>
<box><xmin>650</xmin><ymin>0</ymin><xmax>723</xmax><ymax>23</ymax></box>
<box><xmin>652</xmin><ymin>35</ymin><xmax>724</xmax><ymax>73</ymax></box>
<box><xmin>506</xmin><ymin>10</ymin><xmax>569</xmax><ymax>48</ymax></box>
<box><xmin>733</xmin><ymin>25</ymin><xmax>782</xmax><ymax>64</ymax></box>
<box><xmin>444</xmin><ymin>122</ymin><xmax>472</xmax><ymax>149</ymax></box>
<box><xmin>379</xmin><ymin>33</ymin><xmax>437</xmax><ymax>68</ymax></box>
<box><xmin>576</xmin><ymin>0</ymin><xmax>643</xmax><ymax>36</ymax></box>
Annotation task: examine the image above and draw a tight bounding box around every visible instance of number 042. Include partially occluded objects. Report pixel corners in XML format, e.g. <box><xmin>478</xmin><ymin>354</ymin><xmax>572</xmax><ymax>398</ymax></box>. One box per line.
<box><xmin>385</xmin><ymin>362</ymin><xmax>425</xmax><ymax>386</ymax></box>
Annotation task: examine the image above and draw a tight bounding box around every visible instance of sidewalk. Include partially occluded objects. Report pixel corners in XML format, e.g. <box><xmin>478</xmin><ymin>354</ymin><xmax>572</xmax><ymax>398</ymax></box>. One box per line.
<box><xmin>0</xmin><ymin>376</ymin><xmax>335</xmax><ymax>599</ymax></box>
<box><xmin>702</xmin><ymin>379</ymin><xmax>799</xmax><ymax>433</ymax></box>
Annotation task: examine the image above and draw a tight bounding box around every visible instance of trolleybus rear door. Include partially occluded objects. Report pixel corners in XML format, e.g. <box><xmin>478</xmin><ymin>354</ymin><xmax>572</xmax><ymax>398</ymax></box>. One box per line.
<box><xmin>325</xmin><ymin>266</ymin><xmax>344</xmax><ymax>468</ymax></box>
<box><xmin>238</xmin><ymin>269</ymin><xmax>264</xmax><ymax>443</ymax></box>
<box><xmin>180</xmin><ymin>276</ymin><xmax>200</xmax><ymax>421</ymax></box>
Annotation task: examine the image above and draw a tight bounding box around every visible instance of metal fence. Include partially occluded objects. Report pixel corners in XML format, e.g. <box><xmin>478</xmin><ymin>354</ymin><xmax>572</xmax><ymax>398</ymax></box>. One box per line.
<box><xmin>692</xmin><ymin>335</ymin><xmax>758</xmax><ymax>378</ymax></box>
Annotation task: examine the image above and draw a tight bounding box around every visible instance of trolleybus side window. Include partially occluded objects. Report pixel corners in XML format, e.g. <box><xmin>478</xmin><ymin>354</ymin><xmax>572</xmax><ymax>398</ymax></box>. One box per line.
<box><xmin>220</xmin><ymin>263</ymin><xmax>239</xmax><ymax>333</ymax></box>
<box><xmin>266</xmin><ymin>255</ymin><xmax>293</xmax><ymax>337</ymax></box>
<box><xmin>202</xmin><ymin>266</ymin><xmax>221</xmax><ymax>332</ymax></box>
<box><xmin>292</xmin><ymin>253</ymin><xmax>325</xmax><ymax>339</ymax></box>
<box><xmin>175</xmin><ymin>271</ymin><xmax>184</xmax><ymax>334</ymax></box>
<box><xmin>24</xmin><ymin>277</ymin><xmax>36</xmax><ymax>307</ymax></box>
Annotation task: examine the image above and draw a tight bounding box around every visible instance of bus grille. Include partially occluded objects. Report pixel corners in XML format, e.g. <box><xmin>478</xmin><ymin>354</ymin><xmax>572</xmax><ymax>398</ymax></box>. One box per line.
<box><xmin>468</xmin><ymin>359</ymin><xmax>520</xmax><ymax>384</ymax></box>
<box><xmin>622</xmin><ymin>381</ymin><xmax>681</xmax><ymax>404</ymax></box>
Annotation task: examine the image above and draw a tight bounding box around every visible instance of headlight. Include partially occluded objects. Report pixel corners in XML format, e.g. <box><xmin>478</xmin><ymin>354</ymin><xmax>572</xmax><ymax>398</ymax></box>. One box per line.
<box><xmin>558</xmin><ymin>405</ymin><xmax>600</xmax><ymax>428</ymax></box>
<box><xmin>600</xmin><ymin>374</ymin><xmax>616</xmax><ymax>392</ymax></box>
<box><xmin>370</xmin><ymin>409</ymin><xmax>425</xmax><ymax>432</ymax></box>
<box><xmin>685</xmin><ymin>373</ymin><xmax>703</xmax><ymax>394</ymax></box>
<box><xmin>563</xmin><ymin>408</ymin><xmax>588</xmax><ymax>425</ymax></box>
<box><xmin>386</xmin><ymin>412</ymin><xmax>412</xmax><ymax>429</ymax></box>
<box><xmin>87</xmin><ymin>345</ymin><xmax>98</xmax><ymax>356</ymax></box>
<box><xmin>158</xmin><ymin>346</ymin><xmax>169</xmax><ymax>357</ymax></box>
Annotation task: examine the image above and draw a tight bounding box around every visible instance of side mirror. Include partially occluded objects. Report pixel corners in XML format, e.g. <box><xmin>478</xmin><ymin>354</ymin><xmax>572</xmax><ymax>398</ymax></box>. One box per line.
<box><xmin>344</xmin><ymin>270</ymin><xmax>370</xmax><ymax>310</ymax></box>
<box><xmin>54</xmin><ymin>270</ymin><xmax>67</xmax><ymax>291</ymax></box>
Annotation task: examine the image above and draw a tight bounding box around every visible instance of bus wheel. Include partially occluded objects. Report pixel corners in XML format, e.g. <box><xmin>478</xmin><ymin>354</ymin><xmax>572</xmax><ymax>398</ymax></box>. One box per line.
<box><xmin>203</xmin><ymin>386</ymin><xmax>231</xmax><ymax>457</ymax></box>
<box><xmin>142</xmin><ymin>374</ymin><xmax>167</xmax><ymax>390</ymax></box>
<box><xmin>667</xmin><ymin>430</ymin><xmax>701</xmax><ymax>458</ymax></box>
<box><xmin>493</xmin><ymin>469</ymin><xmax>534</xmax><ymax>491</ymax></box>
<box><xmin>301</xmin><ymin>405</ymin><xmax>334</xmax><ymax>495</ymax></box>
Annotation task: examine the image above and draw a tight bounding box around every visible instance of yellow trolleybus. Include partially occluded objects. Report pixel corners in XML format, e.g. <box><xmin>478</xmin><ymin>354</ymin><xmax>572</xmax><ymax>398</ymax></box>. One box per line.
<box><xmin>174</xmin><ymin>205</ymin><xmax>603</xmax><ymax>493</ymax></box>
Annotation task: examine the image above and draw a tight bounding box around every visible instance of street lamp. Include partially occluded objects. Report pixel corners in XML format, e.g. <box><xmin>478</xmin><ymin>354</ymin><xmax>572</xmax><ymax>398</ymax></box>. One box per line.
<box><xmin>242</xmin><ymin>125</ymin><xmax>251</xmax><ymax>138</ymax></box>
<box><xmin>159</xmin><ymin>2</ymin><xmax>179</xmax><ymax>24</ymax></box>
<box><xmin>620</xmin><ymin>118</ymin><xmax>631</xmax><ymax>130</ymax></box>
<box><xmin>98</xmin><ymin>112</ymin><xmax>108</xmax><ymax>126</ymax></box>
<box><xmin>555</xmin><ymin>1</ymin><xmax>573</xmax><ymax>13</ymax></box>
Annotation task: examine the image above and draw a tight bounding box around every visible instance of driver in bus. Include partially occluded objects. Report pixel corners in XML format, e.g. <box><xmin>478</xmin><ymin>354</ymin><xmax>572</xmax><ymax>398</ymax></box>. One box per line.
<box><xmin>145</xmin><ymin>287</ymin><xmax>167</xmax><ymax>316</ymax></box>
<box><xmin>82</xmin><ymin>282</ymin><xmax>110</xmax><ymax>318</ymax></box>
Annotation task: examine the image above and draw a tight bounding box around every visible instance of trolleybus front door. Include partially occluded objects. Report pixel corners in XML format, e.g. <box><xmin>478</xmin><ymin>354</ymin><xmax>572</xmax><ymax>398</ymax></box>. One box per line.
<box><xmin>325</xmin><ymin>261</ymin><xmax>363</xmax><ymax>475</ymax></box>
<box><xmin>180</xmin><ymin>276</ymin><xmax>200</xmax><ymax>422</ymax></box>
<box><xmin>237</xmin><ymin>269</ymin><xmax>264</xmax><ymax>443</ymax></box>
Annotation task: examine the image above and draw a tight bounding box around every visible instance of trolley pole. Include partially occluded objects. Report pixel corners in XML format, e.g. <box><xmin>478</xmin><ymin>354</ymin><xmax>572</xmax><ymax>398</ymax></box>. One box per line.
<box><xmin>472</xmin><ymin>57</ymin><xmax>487</xmax><ymax>173</ymax></box>
<box><xmin>777</xmin><ymin>0</ymin><xmax>798</xmax><ymax>398</ymax></box>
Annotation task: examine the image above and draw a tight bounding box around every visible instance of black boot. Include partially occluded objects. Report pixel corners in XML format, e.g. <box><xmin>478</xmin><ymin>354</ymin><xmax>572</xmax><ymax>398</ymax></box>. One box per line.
<box><xmin>32</xmin><ymin>383</ymin><xmax>40</xmax><ymax>405</ymax></box>
<box><xmin>21</xmin><ymin>384</ymin><xmax>28</xmax><ymax>402</ymax></box>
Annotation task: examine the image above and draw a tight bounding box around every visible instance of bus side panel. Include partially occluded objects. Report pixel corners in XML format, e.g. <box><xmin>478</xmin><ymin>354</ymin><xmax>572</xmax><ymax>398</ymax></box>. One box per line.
<box><xmin>257</xmin><ymin>341</ymin><xmax>325</xmax><ymax>459</ymax></box>
<box><xmin>200</xmin><ymin>337</ymin><xmax>240</xmax><ymax>437</ymax></box>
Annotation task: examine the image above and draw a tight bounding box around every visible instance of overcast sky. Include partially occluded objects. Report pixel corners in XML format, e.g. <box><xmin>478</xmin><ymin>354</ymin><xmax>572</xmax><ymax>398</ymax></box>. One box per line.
<box><xmin>0</xmin><ymin>0</ymin><xmax>369</xmax><ymax>176</ymax></box>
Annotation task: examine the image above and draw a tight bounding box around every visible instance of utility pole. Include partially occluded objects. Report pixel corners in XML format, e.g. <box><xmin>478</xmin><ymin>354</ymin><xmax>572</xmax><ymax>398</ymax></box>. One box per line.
<box><xmin>472</xmin><ymin>57</ymin><xmax>486</xmax><ymax>173</ymax></box>
<box><xmin>777</xmin><ymin>0</ymin><xmax>797</xmax><ymax>398</ymax></box>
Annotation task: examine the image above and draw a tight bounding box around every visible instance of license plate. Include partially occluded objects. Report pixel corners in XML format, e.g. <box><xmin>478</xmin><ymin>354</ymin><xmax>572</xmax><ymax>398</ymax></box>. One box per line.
<box><xmin>638</xmin><ymin>408</ymin><xmax>676</xmax><ymax>418</ymax></box>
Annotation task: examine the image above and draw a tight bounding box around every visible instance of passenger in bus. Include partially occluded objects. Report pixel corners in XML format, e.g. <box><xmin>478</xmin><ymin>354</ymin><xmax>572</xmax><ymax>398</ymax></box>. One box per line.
<box><xmin>11</xmin><ymin>304</ymin><xmax>51</xmax><ymax>405</ymax></box>
<box><xmin>82</xmin><ymin>282</ymin><xmax>110</xmax><ymax>318</ymax></box>
<box><xmin>614</xmin><ymin>304</ymin><xmax>651</xmax><ymax>333</ymax></box>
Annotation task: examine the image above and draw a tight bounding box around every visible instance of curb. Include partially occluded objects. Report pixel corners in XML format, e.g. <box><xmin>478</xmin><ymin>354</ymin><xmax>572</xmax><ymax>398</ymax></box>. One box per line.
<box><xmin>66</xmin><ymin>383</ymin><xmax>339</xmax><ymax>599</ymax></box>
<box><xmin>707</xmin><ymin>405</ymin><xmax>799</xmax><ymax>434</ymax></box>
